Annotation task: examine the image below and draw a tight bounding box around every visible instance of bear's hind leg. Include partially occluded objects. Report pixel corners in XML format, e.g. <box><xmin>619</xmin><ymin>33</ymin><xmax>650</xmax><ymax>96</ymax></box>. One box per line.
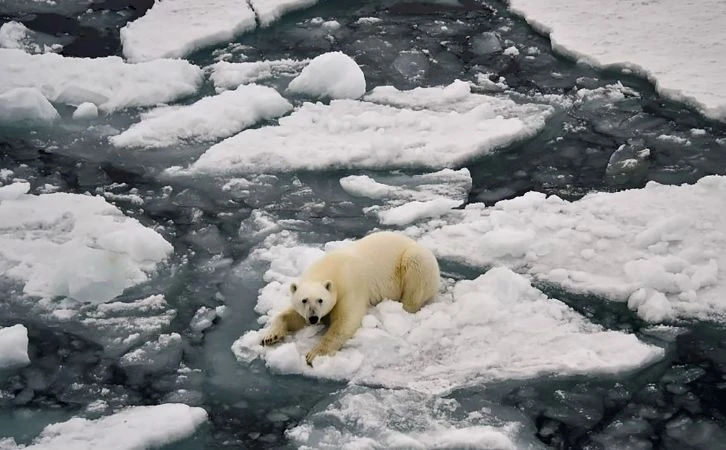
<box><xmin>399</xmin><ymin>245</ymin><xmax>440</xmax><ymax>313</ymax></box>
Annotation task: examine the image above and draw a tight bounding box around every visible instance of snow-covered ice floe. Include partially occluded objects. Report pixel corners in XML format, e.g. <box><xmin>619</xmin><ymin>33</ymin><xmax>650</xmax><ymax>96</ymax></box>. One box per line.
<box><xmin>0</xmin><ymin>324</ymin><xmax>29</xmax><ymax>369</ymax></box>
<box><xmin>120</xmin><ymin>0</ymin><xmax>256</xmax><ymax>62</ymax></box>
<box><xmin>410</xmin><ymin>176</ymin><xmax>726</xmax><ymax>322</ymax></box>
<box><xmin>251</xmin><ymin>0</ymin><xmax>320</xmax><ymax>27</ymax></box>
<box><xmin>289</xmin><ymin>386</ymin><xmax>539</xmax><ymax>450</ymax></box>
<box><xmin>0</xmin><ymin>88</ymin><xmax>59</xmax><ymax>125</ymax></box>
<box><xmin>110</xmin><ymin>84</ymin><xmax>292</xmax><ymax>149</ymax></box>
<box><xmin>340</xmin><ymin>168</ymin><xmax>472</xmax><ymax>226</ymax></box>
<box><xmin>4</xmin><ymin>404</ymin><xmax>206</xmax><ymax>450</ymax></box>
<box><xmin>507</xmin><ymin>0</ymin><xmax>726</xmax><ymax>121</ymax></box>
<box><xmin>185</xmin><ymin>80</ymin><xmax>553</xmax><ymax>174</ymax></box>
<box><xmin>0</xmin><ymin>183</ymin><xmax>172</xmax><ymax>303</ymax></box>
<box><xmin>209</xmin><ymin>59</ymin><xmax>309</xmax><ymax>91</ymax></box>
<box><xmin>232</xmin><ymin>233</ymin><xmax>662</xmax><ymax>394</ymax></box>
<box><xmin>0</xmin><ymin>49</ymin><xmax>203</xmax><ymax>112</ymax></box>
<box><xmin>287</xmin><ymin>52</ymin><xmax>366</xmax><ymax>100</ymax></box>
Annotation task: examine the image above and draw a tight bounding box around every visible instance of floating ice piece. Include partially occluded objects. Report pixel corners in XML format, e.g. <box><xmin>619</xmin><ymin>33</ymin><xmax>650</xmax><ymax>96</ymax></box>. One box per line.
<box><xmin>0</xmin><ymin>324</ymin><xmax>30</xmax><ymax>369</ymax></box>
<box><xmin>289</xmin><ymin>386</ymin><xmax>536</xmax><ymax>450</ymax></box>
<box><xmin>287</xmin><ymin>52</ymin><xmax>366</xmax><ymax>100</ymax></box>
<box><xmin>0</xmin><ymin>21</ymin><xmax>37</xmax><ymax>52</ymax></box>
<box><xmin>232</xmin><ymin>236</ymin><xmax>662</xmax><ymax>394</ymax></box>
<box><xmin>412</xmin><ymin>176</ymin><xmax>726</xmax><ymax>322</ymax></box>
<box><xmin>0</xmin><ymin>88</ymin><xmax>58</xmax><ymax>124</ymax></box>
<box><xmin>340</xmin><ymin>168</ymin><xmax>472</xmax><ymax>226</ymax></box>
<box><xmin>120</xmin><ymin>0</ymin><xmax>256</xmax><ymax>62</ymax></box>
<box><xmin>507</xmin><ymin>0</ymin><xmax>726</xmax><ymax>121</ymax></box>
<box><xmin>110</xmin><ymin>84</ymin><xmax>292</xmax><ymax>149</ymax></box>
<box><xmin>0</xmin><ymin>184</ymin><xmax>173</xmax><ymax>303</ymax></box>
<box><xmin>187</xmin><ymin>81</ymin><xmax>553</xmax><ymax>174</ymax></box>
<box><xmin>0</xmin><ymin>49</ymin><xmax>203</xmax><ymax>112</ymax></box>
<box><xmin>21</xmin><ymin>404</ymin><xmax>207</xmax><ymax>450</ymax></box>
<box><xmin>72</xmin><ymin>102</ymin><xmax>99</xmax><ymax>120</ymax></box>
<box><xmin>251</xmin><ymin>0</ymin><xmax>320</xmax><ymax>27</ymax></box>
<box><xmin>210</xmin><ymin>59</ymin><xmax>309</xmax><ymax>91</ymax></box>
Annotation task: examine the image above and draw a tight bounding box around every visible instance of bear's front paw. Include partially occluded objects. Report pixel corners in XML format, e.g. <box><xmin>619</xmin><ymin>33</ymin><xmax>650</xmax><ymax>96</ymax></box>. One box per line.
<box><xmin>305</xmin><ymin>347</ymin><xmax>328</xmax><ymax>366</ymax></box>
<box><xmin>261</xmin><ymin>330</ymin><xmax>285</xmax><ymax>346</ymax></box>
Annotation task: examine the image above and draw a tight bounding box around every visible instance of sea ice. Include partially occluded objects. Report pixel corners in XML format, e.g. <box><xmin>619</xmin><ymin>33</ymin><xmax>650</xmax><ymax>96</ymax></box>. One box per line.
<box><xmin>0</xmin><ymin>183</ymin><xmax>173</xmax><ymax>303</ymax></box>
<box><xmin>250</xmin><ymin>0</ymin><xmax>320</xmax><ymax>27</ymax></box>
<box><xmin>0</xmin><ymin>88</ymin><xmax>59</xmax><ymax>125</ymax></box>
<box><xmin>287</xmin><ymin>52</ymin><xmax>366</xmax><ymax>100</ymax></box>
<box><xmin>507</xmin><ymin>0</ymin><xmax>726</xmax><ymax>121</ymax></box>
<box><xmin>72</xmin><ymin>102</ymin><xmax>99</xmax><ymax>120</ymax></box>
<box><xmin>0</xmin><ymin>324</ymin><xmax>29</xmax><ymax>369</ymax></box>
<box><xmin>0</xmin><ymin>49</ymin><xmax>203</xmax><ymax>112</ymax></box>
<box><xmin>17</xmin><ymin>404</ymin><xmax>207</xmax><ymax>450</ymax></box>
<box><xmin>209</xmin><ymin>59</ymin><xmax>309</xmax><ymax>91</ymax></box>
<box><xmin>120</xmin><ymin>0</ymin><xmax>256</xmax><ymax>62</ymax></box>
<box><xmin>410</xmin><ymin>176</ymin><xmax>726</xmax><ymax>322</ymax></box>
<box><xmin>186</xmin><ymin>81</ymin><xmax>553</xmax><ymax>174</ymax></box>
<box><xmin>289</xmin><ymin>386</ymin><xmax>538</xmax><ymax>450</ymax></box>
<box><xmin>232</xmin><ymin>234</ymin><xmax>662</xmax><ymax>394</ymax></box>
<box><xmin>340</xmin><ymin>168</ymin><xmax>472</xmax><ymax>226</ymax></box>
<box><xmin>110</xmin><ymin>84</ymin><xmax>293</xmax><ymax>149</ymax></box>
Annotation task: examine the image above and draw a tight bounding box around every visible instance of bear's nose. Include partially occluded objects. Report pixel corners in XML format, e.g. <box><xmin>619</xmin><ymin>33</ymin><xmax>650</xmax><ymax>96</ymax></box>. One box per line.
<box><xmin>309</xmin><ymin>315</ymin><xmax>319</xmax><ymax>324</ymax></box>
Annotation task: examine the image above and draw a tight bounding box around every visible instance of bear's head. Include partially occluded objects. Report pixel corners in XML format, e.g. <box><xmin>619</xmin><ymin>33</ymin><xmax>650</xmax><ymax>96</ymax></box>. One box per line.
<box><xmin>289</xmin><ymin>280</ymin><xmax>336</xmax><ymax>325</ymax></box>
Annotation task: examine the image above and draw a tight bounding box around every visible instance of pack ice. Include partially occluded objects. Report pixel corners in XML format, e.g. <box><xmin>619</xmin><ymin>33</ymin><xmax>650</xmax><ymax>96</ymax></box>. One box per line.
<box><xmin>410</xmin><ymin>176</ymin><xmax>726</xmax><ymax>322</ymax></box>
<box><xmin>0</xmin><ymin>183</ymin><xmax>173</xmax><ymax>303</ymax></box>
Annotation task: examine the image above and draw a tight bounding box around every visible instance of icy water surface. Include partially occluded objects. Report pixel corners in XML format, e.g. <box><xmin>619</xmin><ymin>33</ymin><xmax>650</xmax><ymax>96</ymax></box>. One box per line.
<box><xmin>1</xmin><ymin>0</ymin><xmax>726</xmax><ymax>449</ymax></box>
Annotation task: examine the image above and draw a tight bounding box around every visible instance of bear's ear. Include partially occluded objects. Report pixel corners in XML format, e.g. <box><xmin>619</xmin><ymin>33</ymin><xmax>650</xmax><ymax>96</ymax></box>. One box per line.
<box><xmin>290</xmin><ymin>282</ymin><xmax>297</xmax><ymax>294</ymax></box>
<box><xmin>324</xmin><ymin>280</ymin><xmax>333</xmax><ymax>292</ymax></box>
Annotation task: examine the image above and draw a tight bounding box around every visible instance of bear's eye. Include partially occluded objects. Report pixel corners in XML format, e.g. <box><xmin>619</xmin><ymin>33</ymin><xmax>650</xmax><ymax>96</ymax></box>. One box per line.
<box><xmin>317</xmin><ymin>299</ymin><xmax>323</xmax><ymax>304</ymax></box>
<box><xmin>301</xmin><ymin>299</ymin><xmax>308</xmax><ymax>304</ymax></box>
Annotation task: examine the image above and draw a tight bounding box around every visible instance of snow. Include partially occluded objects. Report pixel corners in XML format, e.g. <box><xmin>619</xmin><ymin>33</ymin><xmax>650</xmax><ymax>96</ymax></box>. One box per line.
<box><xmin>289</xmin><ymin>386</ymin><xmax>532</xmax><ymax>450</ymax></box>
<box><xmin>409</xmin><ymin>176</ymin><xmax>726</xmax><ymax>323</ymax></box>
<box><xmin>232</xmin><ymin>233</ymin><xmax>662</xmax><ymax>394</ymax></box>
<box><xmin>20</xmin><ymin>404</ymin><xmax>207</xmax><ymax>450</ymax></box>
<box><xmin>0</xmin><ymin>88</ymin><xmax>59</xmax><ymax>124</ymax></box>
<box><xmin>110</xmin><ymin>84</ymin><xmax>292</xmax><ymax>149</ymax></box>
<box><xmin>507</xmin><ymin>0</ymin><xmax>726</xmax><ymax>121</ymax></box>
<box><xmin>0</xmin><ymin>49</ymin><xmax>203</xmax><ymax>112</ymax></box>
<box><xmin>209</xmin><ymin>59</ymin><xmax>309</xmax><ymax>91</ymax></box>
<box><xmin>340</xmin><ymin>169</ymin><xmax>472</xmax><ymax>226</ymax></box>
<box><xmin>287</xmin><ymin>52</ymin><xmax>366</xmax><ymax>100</ymax></box>
<box><xmin>72</xmin><ymin>102</ymin><xmax>99</xmax><ymax>120</ymax></box>
<box><xmin>250</xmin><ymin>0</ymin><xmax>319</xmax><ymax>27</ymax></box>
<box><xmin>0</xmin><ymin>183</ymin><xmax>173</xmax><ymax>303</ymax></box>
<box><xmin>186</xmin><ymin>81</ymin><xmax>553</xmax><ymax>174</ymax></box>
<box><xmin>0</xmin><ymin>324</ymin><xmax>30</xmax><ymax>369</ymax></box>
<box><xmin>120</xmin><ymin>0</ymin><xmax>256</xmax><ymax>63</ymax></box>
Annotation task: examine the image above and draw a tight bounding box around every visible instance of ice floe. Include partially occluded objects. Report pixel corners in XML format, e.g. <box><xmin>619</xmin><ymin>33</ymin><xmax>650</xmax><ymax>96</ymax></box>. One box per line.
<box><xmin>0</xmin><ymin>21</ymin><xmax>59</xmax><ymax>54</ymax></box>
<box><xmin>287</xmin><ymin>52</ymin><xmax>366</xmax><ymax>100</ymax></box>
<box><xmin>232</xmin><ymin>233</ymin><xmax>662</xmax><ymax>394</ymax></box>
<box><xmin>340</xmin><ymin>168</ymin><xmax>472</xmax><ymax>226</ymax></box>
<box><xmin>8</xmin><ymin>404</ymin><xmax>207</xmax><ymax>450</ymax></box>
<box><xmin>251</xmin><ymin>0</ymin><xmax>320</xmax><ymax>27</ymax></box>
<box><xmin>289</xmin><ymin>386</ymin><xmax>538</xmax><ymax>450</ymax></box>
<box><xmin>210</xmin><ymin>59</ymin><xmax>309</xmax><ymax>91</ymax></box>
<box><xmin>120</xmin><ymin>0</ymin><xmax>256</xmax><ymax>62</ymax></box>
<box><xmin>0</xmin><ymin>324</ymin><xmax>29</xmax><ymax>369</ymax></box>
<box><xmin>0</xmin><ymin>88</ymin><xmax>59</xmax><ymax>125</ymax></box>
<box><xmin>507</xmin><ymin>0</ymin><xmax>726</xmax><ymax>121</ymax></box>
<box><xmin>110</xmin><ymin>84</ymin><xmax>292</xmax><ymax>149</ymax></box>
<box><xmin>0</xmin><ymin>49</ymin><xmax>203</xmax><ymax>112</ymax></box>
<box><xmin>409</xmin><ymin>176</ymin><xmax>726</xmax><ymax>322</ymax></box>
<box><xmin>0</xmin><ymin>183</ymin><xmax>173</xmax><ymax>303</ymax></box>
<box><xmin>186</xmin><ymin>81</ymin><xmax>553</xmax><ymax>174</ymax></box>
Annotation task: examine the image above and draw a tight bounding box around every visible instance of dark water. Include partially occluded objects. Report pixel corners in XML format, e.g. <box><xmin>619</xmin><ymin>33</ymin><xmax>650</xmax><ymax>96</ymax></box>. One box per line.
<box><xmin>1</xmin><ymin>0</ymin><xmax>726</xmax><ymax>448</ymax></box>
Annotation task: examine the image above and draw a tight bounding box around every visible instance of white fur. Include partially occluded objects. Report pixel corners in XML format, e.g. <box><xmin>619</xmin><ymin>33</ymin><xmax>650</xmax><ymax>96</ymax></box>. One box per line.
<box><xmin>261</xmin><ymin>231</ymin><xmax>440</xmax><ymax>365</ymax></box>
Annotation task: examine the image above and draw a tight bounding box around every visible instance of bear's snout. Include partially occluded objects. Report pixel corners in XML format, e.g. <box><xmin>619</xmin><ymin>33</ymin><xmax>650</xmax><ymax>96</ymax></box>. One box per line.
<box><xmin>309</xmin><ymin>315</ymin><xmax>319</xmax><ymax>324</ymax></box>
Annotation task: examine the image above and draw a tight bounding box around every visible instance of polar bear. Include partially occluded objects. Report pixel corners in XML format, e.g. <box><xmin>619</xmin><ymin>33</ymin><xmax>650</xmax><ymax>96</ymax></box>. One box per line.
<box><xmin>261</xmin><ymin>231</ymin><xmax>440</xmax><ymax>365</ymax></box>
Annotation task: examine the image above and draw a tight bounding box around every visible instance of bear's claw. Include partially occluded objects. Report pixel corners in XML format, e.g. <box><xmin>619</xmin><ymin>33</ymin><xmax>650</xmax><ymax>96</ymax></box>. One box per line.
<box><xmin>261</xmin><ymin>333</ymin><xmax>283</xmax><ymax>346</ymax></box>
